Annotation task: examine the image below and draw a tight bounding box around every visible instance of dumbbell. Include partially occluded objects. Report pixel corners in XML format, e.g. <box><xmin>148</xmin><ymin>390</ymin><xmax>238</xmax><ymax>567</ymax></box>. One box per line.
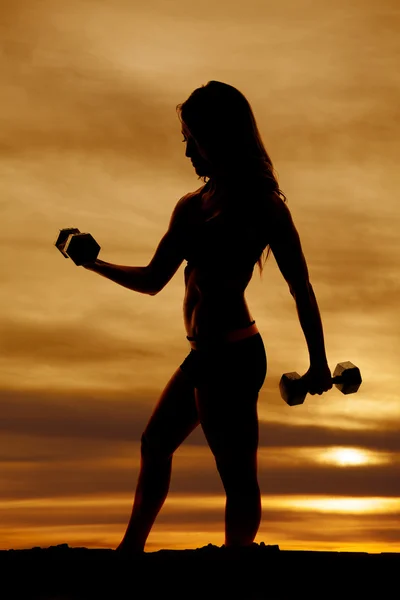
<box><xmin>55</xmin><ymin>228</ymin><xmax>101</xmax><ymax>266</ymax></box>
<box><xmin>279</xmin><ymin>361</ymin><xmax>362</xmax><ymax>406</ymax></box>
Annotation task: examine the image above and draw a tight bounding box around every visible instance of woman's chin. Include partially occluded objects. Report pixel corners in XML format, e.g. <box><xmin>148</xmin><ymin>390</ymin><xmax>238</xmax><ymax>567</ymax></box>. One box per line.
<box><xmin>193</xmin><ymin>164</ymin><xmax>210</xmax><ymax>178</ymax></box>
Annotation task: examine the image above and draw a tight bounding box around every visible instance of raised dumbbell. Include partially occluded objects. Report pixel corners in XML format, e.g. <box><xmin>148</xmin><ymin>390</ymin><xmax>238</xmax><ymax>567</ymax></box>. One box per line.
<box><xmin>279</xmin><ymin>361</ymin><xmax>362</xmax><ymax>406</ymax></box>
<box><xmin>55</xmin><ymin>228</ymin><xmax>101</xmax><ymax>266</ymax></box>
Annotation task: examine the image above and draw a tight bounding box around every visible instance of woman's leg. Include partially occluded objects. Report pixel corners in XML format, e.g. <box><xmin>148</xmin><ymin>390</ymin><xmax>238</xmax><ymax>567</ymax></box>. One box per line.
<box><xmin>117</xmin><ymin>365</ymin><xmax>199</xmax><ymax>553</ymax></box>
<box><xmin>194</xmin><ymin>335</ymin><xmax>267</xmax><ymax>547</ymax></box>
<box><xmin>196</xmin><ymin>385</ymin><xmax>261</xmax><ymax>546</ymax></box>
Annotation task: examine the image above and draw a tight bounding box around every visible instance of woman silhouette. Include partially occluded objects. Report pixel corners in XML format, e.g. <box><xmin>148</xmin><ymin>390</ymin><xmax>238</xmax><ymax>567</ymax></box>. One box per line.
<box><xmin>83</xmin><ymin>81</ymin><xmax>332</xmax><ymax>553</ymax></box>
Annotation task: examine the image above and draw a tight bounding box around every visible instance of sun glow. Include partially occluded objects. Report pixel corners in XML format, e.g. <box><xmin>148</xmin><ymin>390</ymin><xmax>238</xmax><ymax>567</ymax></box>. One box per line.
<box><xmin>318</xmin><ymin>447</ymin><xmax>388</xmax><ymax>467</ymax></box>
<box><xmin>280</xmin><ymin>496</ymin><xmax>400</xmax><ymax>514</ymax></box>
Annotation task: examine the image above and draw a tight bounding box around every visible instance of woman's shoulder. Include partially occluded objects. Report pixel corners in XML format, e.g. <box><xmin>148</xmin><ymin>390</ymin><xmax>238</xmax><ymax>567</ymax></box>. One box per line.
<box><xmin>171</xmin><ymin>184</ymin><xmax>210</xmax><ymax>234</ymax></box>
<box><xmin>254</xmin><ymin>185</ymin><xmax>290</xmax><ymax>219</ymax></box>
<box><xmin>178</xmin><ymin>182</ymin><xmax>209</xmax><ymax>211</ymax></box>
<box><xmin>226</xmin><ymin>181</ymin><xmax>283</xmax><ymax>217</ymax></box>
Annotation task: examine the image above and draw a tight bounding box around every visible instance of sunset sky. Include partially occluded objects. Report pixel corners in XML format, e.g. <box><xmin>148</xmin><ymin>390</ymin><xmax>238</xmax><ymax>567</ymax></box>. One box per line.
<box><xmin>1</xmin><ymin>0</ymin><xmax>399</xmax><ymax>553</ymax></box>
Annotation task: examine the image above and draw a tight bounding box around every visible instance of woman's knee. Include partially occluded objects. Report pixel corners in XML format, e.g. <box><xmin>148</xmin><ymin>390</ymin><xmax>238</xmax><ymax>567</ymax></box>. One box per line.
<box><xmin>215</xmin><ymin>454</ymin><xmax>258</xmax><ymax>492</ymax></box>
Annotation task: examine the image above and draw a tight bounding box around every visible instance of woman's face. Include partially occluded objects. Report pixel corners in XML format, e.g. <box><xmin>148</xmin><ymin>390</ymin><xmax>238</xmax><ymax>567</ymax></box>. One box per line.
<box><xmin>181</xmin><ymin>123</ymin><xmax>213</xmax><ymax>178</ymax></box>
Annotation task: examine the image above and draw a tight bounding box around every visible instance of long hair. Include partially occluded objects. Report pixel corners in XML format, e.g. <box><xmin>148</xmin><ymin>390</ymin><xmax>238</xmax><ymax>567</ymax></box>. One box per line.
<box><xmin>176</xmin><ymin>80</ymin><xmax>287</xmax><ymax>276</ymax></box>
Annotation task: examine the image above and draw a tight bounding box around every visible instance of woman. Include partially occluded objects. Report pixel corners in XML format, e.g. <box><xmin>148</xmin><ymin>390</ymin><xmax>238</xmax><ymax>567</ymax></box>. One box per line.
<box><xmin>83</xmin><ymin>81</ymin><xmax>332</xmax><ymax>554</ymax></box>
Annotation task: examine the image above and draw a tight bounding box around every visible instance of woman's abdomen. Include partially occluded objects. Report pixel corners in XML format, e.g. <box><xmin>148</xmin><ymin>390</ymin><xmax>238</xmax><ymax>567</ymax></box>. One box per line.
<box><xmin>183</xmin><ymin>290</ymin><xmax>254</xmax><ymax>339</ymax></box>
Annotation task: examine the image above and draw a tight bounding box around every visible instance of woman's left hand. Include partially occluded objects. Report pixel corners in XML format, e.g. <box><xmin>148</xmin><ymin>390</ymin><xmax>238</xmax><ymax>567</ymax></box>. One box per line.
<box><xmin>302</xmin><ymin>363</ymin><xmax>333</xmax><ymax>395</ymax></box>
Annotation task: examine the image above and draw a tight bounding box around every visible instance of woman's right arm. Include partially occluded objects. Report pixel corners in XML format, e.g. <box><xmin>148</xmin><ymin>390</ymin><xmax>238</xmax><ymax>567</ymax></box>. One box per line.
<box><xmin>83</xmin><ymin>193</ymin><xmax>190</xmax><ymax>295</ymax></box>
<box><xmin>83</xmin><ymin>260</ymin><xmax>155</xmax><ymax>295</ymax></box>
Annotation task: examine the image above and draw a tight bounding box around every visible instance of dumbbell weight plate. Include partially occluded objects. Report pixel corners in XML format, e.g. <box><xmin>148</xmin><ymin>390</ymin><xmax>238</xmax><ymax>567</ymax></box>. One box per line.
<box><xmin>332</xmin><ymin>361</ymin><xmax>362</xmax><ymax>395</ymax></box>
<box><xmin>55</xmin><ymin>228</ymin><xmax>81</xmax><ymax>258</ymax></box>
<box><xmin>279</xmin><ymin>372</ymin><xmax>308</xmax><ymax>406</ymax></box>
<box><xmin>63</xmin><ymin>232</ymin><xmax>101</xmax><ymax>266</ymax></box>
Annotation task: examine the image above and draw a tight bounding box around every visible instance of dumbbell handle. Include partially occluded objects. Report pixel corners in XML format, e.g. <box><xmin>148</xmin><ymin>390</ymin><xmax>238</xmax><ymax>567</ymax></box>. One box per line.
<box><xmin>282</xmin><ymin>372</ymin><xmax>342</xmax><ymax>390</ymax></box>
<box><xmin>289</xmin><ymin>372</ymin><xmax>351</xmax><ymax>391</ymax></box>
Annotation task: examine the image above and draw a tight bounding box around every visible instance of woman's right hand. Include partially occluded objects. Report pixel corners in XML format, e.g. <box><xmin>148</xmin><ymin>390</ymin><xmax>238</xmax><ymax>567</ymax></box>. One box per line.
<box><xmin>302</xmin><ymin>363</ymin><xmax>333</xmax><ymax>396</ymax></box>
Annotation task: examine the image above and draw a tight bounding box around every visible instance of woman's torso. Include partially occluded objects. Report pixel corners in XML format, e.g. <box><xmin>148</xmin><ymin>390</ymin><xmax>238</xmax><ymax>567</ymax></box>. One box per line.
<box><xmin>181</xmin><ymin>181</ymin><xmax>270</xmax><ymax>339</ymax></box>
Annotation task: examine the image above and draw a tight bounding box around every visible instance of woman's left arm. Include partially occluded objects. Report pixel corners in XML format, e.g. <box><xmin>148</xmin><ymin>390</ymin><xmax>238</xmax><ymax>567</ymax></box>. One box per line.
<box><xmin>268</xmin><ymin>196</ymin><xmax>332</xmax><ymax>394</ymax></box>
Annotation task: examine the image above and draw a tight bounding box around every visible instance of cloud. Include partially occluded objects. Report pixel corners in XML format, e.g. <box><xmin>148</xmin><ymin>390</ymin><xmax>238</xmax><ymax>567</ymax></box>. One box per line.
<box><xmin>2</xmin><ymin>387</ymin><xmax>400</xmax><ymax>452</ymax></box>
<box><xmin>1</xmin><ymin>0</ymin><xmax>398</xmax><ymax>172</ymax></box>
<box><xmin>3</xmin><ymin>497</ymin><xmax>400</xmax><ymax>551</ymax></box>
<box><xmin>2</xmin><ymin>451</ymin><xmax>400</xmax><ymax>500</ymax></box>
<box><xmin>259</xmin><ymin>421</ymin><xmax>400</xmax><ymax>453</ymax></box>
<box><xmin>2</xmin><ymin>387</ymin><xmax>400</xmax><ymax>501</ymax></box>
<box><xmin>0</xmin><ymin>389</ymin><xmax>152</xmax><ymax>442</ymax></box>
<box><xmin>0</xmin><ymin>316</ymin><xmax>160</xmax><ymax>364</ymax></box>
<box><xmin>0</xmin><ymin>4</ymin><xmax>186</xmax><ymax>170</ymax></box>
<box><xmin>1</xmin><ymin>0</ymin><xmax>400</xmax><ymax>552</ymax></box>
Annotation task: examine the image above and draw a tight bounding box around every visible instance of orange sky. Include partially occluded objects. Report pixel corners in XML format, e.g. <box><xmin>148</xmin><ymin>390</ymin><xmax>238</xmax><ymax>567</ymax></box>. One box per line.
<box><xmin>1</xmin><ymin>0</ymin><xmax>399</xmax><ymax>552</ymax></box>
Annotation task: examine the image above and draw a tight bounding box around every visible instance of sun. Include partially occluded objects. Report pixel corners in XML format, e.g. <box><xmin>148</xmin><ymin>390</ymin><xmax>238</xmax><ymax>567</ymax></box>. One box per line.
<box><xmin>319</xmin><ymin>447</ymin><xmax>372</xmax><ymax>466</ymax></box>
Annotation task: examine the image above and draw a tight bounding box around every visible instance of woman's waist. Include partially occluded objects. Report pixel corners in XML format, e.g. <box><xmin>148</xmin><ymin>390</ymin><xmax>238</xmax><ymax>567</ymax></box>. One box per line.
<box><xmin>184</xmin><ymin>293</ymin><xmax>248</xmax><ymax>323</ymax></box>
<box><xmin>186</xmin><ymin>320</ymin><xmax>259</xmax><ymax>350</ymax></box>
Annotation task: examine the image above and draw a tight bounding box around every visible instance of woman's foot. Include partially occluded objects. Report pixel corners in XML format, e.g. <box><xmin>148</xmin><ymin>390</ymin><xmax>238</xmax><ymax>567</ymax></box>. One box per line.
<box><xmin>221</xmin><ymin>542</ymin><xmax>259</xmax><ymax>553</ymax></box>
<box><xmin>115</xmin><ymin>540</ymin><xmax>145</xmax><ymax>558</ymax></box>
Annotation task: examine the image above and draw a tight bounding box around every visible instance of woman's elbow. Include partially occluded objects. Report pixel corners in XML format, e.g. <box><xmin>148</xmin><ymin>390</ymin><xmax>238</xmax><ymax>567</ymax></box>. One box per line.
<box><xmin>289</xmin><ymin>278</ymin><xmax>313</xmax><ymax>299</ymax></box>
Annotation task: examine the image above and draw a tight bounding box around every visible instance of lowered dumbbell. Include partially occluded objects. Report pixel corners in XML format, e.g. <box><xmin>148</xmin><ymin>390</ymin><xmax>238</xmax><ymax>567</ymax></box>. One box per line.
<box><xmin>55</xmin><ymin>228</ymin><xmax>101</xmax><ymax>266</ymax></box>
<box><xmin>279</xmin><ymin>361</ymin><xmax>362</xmax><ymax>406</ymax></box>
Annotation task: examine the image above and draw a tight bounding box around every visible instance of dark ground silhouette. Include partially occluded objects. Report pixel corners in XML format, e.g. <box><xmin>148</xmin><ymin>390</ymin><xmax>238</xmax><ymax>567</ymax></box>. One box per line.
<box><xmin>2</xmin><ymin>543</ymin><xmax>398</xmax><ymax>599</ymax></box>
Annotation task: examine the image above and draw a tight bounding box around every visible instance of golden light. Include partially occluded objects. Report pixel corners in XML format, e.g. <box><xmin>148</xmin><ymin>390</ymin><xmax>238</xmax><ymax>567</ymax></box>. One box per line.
<box><xmin>164</xmin><ymin>495</ymin><xmax>400</xmax><ymax>515</ymax></box>
<box><xmin>258</xmin><ymin>446</ymin><xmax>392</xmax><ymax>468</ymax></box>
<box><xmin>317</xmin><ymin>447</ymin><xmax>388</xmax><ymax>467</ymax></box>
<box><xmin>281</xmin><ymin>496</ymin><xmax>400</xmax><ymax>514</ymax></box>
<box><xmin>5</xmin><ymin>494</ymin><xmax>396</xmax><ymax>515</ymax></box>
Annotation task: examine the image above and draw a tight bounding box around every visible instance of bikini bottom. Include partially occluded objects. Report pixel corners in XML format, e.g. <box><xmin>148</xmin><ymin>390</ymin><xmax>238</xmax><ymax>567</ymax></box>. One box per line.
<box><xmin>179</xmin><ymin>323</ymin><xmax>267</xmax><ymax>391</ymax></box>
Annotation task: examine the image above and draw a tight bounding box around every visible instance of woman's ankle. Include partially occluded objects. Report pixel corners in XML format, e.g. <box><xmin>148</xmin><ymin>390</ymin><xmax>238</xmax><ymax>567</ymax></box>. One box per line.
<box><xmin>115</xmin><ymin>536</ymin><xmax>145</xmax><ymax>553</ymax></box>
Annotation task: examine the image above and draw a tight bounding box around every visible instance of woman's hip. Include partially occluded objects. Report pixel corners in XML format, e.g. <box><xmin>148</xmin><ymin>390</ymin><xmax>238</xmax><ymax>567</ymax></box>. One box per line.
<box><xmin>180</xmin><ymin>330</ymin><xmax>267</xmax><ymax>391</ymax></box>
<box><xmin>186</xmin><ymin>320</ymin><xmax>259</xmax><ymax>350</ymax></box>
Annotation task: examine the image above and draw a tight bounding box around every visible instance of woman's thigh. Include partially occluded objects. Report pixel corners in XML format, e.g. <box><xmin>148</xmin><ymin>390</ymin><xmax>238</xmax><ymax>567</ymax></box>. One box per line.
<box><xmin>141</xmin><ymin>366</ymin><xmax>200</xmax><ymax>459</ymax></box>
<box><xmin>195</xmin><ymin>384</ymin><xmax>260</xmax><ymax>470</ymax></box>
<box><xmin>192</xmin><ymin>334</ymin><xmax>267</xmax><ymax>467</ymax></box>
